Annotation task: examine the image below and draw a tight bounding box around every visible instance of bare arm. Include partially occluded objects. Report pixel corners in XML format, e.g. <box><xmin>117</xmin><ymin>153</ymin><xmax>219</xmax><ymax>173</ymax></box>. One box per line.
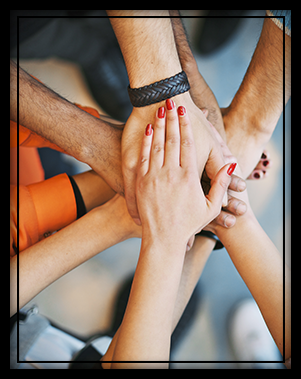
<box><xmin>10</xmin><ymin>60</ymin><xmax>123</xmax><ymax>195</ymax></box>
<box><xmin>224</xmin><ymin>16</ymin><xmax>291</xmax><ymax>134</ymax></box>
<box><xmin>101</xmin><ymin>235</ymin><xmax>215</xmax><ymax>368</ymax></box>
<box><xmin>10</xmin><ymin>196</ymin><xmax>140</xmax><ymax>316</ymax></box>
<box><xmin>207</xmin><ymin>126</ymin><xmax>291</xmax><ymax>360</ymax></box>
<box><xmin>214</xmin><ymin>212</ymin><xmax>290</xmax><ymax>360</ymax></box>
<box><xmin>222</xmin><ymin>16</ymin><xmax>291</xmax><ymax>178</ymax></box>
<box><xmin>107</xmin><ymin>11</ymin><xmax>226</xmax><ymax>223</ymax></box>
<box><xmin>169</xmin><ymin>10</ymin><xmax>225</xmax><ymax>139</ymax></box>
<box><xmin>107</xmin><ymin>11</ymin><xmax>181</xmax><ymax>88</ymax></box>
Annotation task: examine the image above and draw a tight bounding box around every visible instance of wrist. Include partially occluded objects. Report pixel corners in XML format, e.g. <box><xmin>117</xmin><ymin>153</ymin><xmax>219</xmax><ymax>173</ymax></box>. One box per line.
<box><xmin>227</xmin><ymin>77</ymin><xmax>280</xmax><ymax>137</ymax></box>
<box><xmin>93</xmin><ymin>197</ymin><xmax>141</xmax><ymax>244</ymax></box>
<box><xmin>128</xmin><ymin>70</ymin><xmax>190</xmax><ymax>109</ymax></box>
<box><xmin>141</xmin><ymin>228</ymin><xmax>187</xmax><ymax>257</ymax></box>
<box><xmin>132</xmin><ymin>91</ymin><xmax>192</xmax><ymax>115</ymax></box>
<box><xmin>213</xmin><ymin>209</ymin><xmax>257</xmax><ymax>241</ymax></box>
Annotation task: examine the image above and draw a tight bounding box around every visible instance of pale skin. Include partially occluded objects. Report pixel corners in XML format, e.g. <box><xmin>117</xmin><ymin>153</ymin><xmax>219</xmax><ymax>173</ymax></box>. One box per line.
<box><xmin>206</xmin><ymin>125</ymin><xmax>291</xmax><ymax>362</ymax></box>
<box><xmin>106</xmin><ymin>101</ymin><xmax>235</xmax><ymax>368</ymax></box>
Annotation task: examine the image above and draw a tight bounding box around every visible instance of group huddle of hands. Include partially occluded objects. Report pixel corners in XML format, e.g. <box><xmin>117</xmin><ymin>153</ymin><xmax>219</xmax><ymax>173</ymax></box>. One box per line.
<box><xmin>120</xmin><ymin>94</ymin><xmax>252</xmax><ymax>247</ymax></box>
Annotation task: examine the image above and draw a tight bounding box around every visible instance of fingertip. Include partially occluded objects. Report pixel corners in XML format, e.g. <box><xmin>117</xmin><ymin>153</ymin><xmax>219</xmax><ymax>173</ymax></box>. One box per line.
<box><xmin>223</xmin><ymin>214</ymin><xmax>236</xmax><ymax>228</ymax></box>
<box><xmin>145</xmin><ymin>123</ymin><xmax>153</xmax><ymax>136</ymax></box>
<box><xmin>236</xmin><ymin>202</ymin><xmax>247</xmax><ymax>215</ymax></box>
<box><xmin>177</xmin><ymin>105</ymin><xmax>186</xmax><ymax>117</ymax></box>
<box><xmin>227</xmin><ymin>162</ymin><xmax>237</xmax><ymax>176</ymax></box>
<box><xmin>237</xmin><ymin>179</ymin><xmax>247</xmax><ymax>192</ymax></box>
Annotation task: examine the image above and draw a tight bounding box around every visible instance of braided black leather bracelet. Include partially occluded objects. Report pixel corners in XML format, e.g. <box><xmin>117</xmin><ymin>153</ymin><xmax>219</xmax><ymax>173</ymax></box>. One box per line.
<box><xmin>127</xmin><ymin>71</ymin><xmax>190</xmax><ymax>108</ymax></box>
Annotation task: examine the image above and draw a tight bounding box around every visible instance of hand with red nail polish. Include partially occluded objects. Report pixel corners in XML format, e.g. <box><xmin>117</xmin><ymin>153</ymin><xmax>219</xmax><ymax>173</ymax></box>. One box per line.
<box><xmin>247</xmin><ymin>150</ymin><xmax>271</xmax><ymax>180</ymax></box>
<box><xmin>203</xmin><ymin>124</ymin><xmax>252</xmax><ymax>234</ymax></box>
<box><xmin>136</xmin><ymin>99</ymin><xmax>235</xmax><ymax>249</ymax></box>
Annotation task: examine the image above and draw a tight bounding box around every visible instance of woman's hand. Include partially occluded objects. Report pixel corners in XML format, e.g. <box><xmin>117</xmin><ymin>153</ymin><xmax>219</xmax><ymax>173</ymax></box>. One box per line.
<box><xmin>136</xmin><ymin>99</ymin><xmax>237</xmax><ymax>251</ymax></box>
<box><xmin>204</xmin><ymin>123</ymin><xmax>252</xmax><ymax>234</ymax></box>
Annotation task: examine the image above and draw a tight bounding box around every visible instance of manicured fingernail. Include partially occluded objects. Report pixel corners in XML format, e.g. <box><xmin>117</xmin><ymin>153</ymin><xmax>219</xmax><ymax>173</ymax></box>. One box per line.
<box><xmin>253</xmin><ymin>172</ymin><xmax>260</xmax><ymax>179</ymax></box>
<box><xmin>263</xmin><ymin>160</ymin><xmax>269</xmax><ymax>167</ymax></box>
<box><xmin>227</xmin><ymin>162</ymin><xmax>237</xmax><ymax>176</ymax></box>
<box><xmin>177</xmin><ymin>106</ymin><xmax>186</xmax><ymax>117</ymax></box>
<box><xmin>166</xmin><ymin>99</ymin><xmax>175</xmax><ymax>110</ymax></box>
<box><xmin>261</xmin><ymin>152</ymin><xmax>267</xmax><ymax>159</ymax></box>
<box><xmin>145</xmin><ymin>124</ymin><xmax>153</xmax><ymax>136</ymax></box>
<box><xmin>158</xmin><ymin>106</ymin><xmax>165</xmax><ymax>118</ymax></box>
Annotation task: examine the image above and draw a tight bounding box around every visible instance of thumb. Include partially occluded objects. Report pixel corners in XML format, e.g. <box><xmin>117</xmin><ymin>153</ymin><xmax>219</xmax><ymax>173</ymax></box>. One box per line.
<box><xmin>206</xmin><ymin>163</ymin><xmax>237</xmax><ymax>216</ymax></box>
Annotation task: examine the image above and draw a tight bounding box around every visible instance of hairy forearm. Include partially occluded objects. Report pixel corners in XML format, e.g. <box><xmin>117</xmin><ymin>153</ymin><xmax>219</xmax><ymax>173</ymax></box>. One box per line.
<box><xmin>214</xmin><ymin>213</ymin><xmax>291</xmax><ymax>358</ymax></box>
<box><xmin>10</xmin><ymin>60</ymin><xmax>123</xmax><ymax>194</ymax></box>
<box><xmin>107</xmin><ymin>11</ymin><xmax>182</xmax><ymax>88</ymax></box>
<box><xmin>169</xmin><ymin>11</ymin><xmax>225</xmax><ymax>138</ymax></box>
<box><xmin>228</xmin><ymin>17</ymin><xmax>291</xmax><ymax>134</ymax></box>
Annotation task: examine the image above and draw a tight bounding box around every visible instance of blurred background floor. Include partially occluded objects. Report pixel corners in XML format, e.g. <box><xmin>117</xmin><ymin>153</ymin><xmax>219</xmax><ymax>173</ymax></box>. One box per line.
<box><xmin>13</xmin><ymin>10</ymin><xmax>290</xmax><ymax>368</ymax></box>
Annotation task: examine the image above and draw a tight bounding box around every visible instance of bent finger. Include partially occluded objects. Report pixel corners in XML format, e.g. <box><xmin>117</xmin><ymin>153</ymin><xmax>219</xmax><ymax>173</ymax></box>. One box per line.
<box><xmin>223</xmin><ymin>194</ymin><xmax>247</xmax><ymax>216</ymax></box>
<box><xmin>206</xmin><ymin>163</ymin><xmax>236</xmax><ymax>217</ymax></box>
<box><xmin>214</xmin><ymin>211</ymin><xmax>237</xmax><ymax>228</ymax></box>
<box><xmin>228</xmin><ymin>174</ymin><xmax>247</xmax><ymax>192</ymax></box>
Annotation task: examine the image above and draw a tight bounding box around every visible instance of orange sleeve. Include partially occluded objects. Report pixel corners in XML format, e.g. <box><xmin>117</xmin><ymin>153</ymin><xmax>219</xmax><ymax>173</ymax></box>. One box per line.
<box><xmin>10</xmin><ymin>174</ymin><xmax>77</xmax><ymax>257</ymax></box>
<box><xmin>10</xmin><ymin>119</ymin><xmax>66</xmax><ymax>152</ymax></box>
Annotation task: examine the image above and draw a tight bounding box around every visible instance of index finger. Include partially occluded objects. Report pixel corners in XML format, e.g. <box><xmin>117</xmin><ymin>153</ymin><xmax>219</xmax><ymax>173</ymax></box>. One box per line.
<box><xmin>178</xmin><ymin>106</ymin><xmax>198</xmax><ymax>171</ymax></box>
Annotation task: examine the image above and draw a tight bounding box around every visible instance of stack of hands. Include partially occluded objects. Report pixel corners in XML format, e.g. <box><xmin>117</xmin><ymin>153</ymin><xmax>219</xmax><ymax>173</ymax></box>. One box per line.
<box><xmin>135</xmin><ymin>99</ymin><xmax>245</xmax><ymax>249</ymax></box>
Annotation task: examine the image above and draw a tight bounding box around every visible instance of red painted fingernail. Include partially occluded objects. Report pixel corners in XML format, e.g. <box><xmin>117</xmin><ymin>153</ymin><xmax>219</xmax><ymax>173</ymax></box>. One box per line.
<box><xmin>158</xmin><ymin>106</ymin><xmax>165</xmax><ymax>118</ymax></box>
<box><xmin>166</xmin><ymin>99</ymin><xmax>175</xmax><ymax>110</ymax></box>
<box><xmin>263</xmin><ymin>160</ymin><xmax>269</xmax><ymax>167</ymax></box>
<box><xmin>227</xmin><ymin>162</ymin><xmax>237</xmax><ymax>176</ymax></box>
<box><xmin>253</xmin><ymin>172</ymin><xmax>260</xmax><ymax>179</ymax></box>
<box><xmin>178</xmin><ymin>106</ymin><xmax>186</xmax><ymax>116</ymax></box>
<box><xmin>261</xmin><ymin>152</ymin><xmax>267</xmax><ymax>159</ymax></box>
<box><xmin>145</xmin><ymin>124</ymin><xmax>153</xmax><ymax>136</ymax></box>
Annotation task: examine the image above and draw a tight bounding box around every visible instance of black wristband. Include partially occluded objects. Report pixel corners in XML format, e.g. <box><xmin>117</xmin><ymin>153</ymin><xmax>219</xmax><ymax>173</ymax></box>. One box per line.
<box><xmin>127</xmin><ymin>71</ymin><xmax>190</xmax><ymax>108</ymax></box>
<box><xmin>196</xmin><ymin>230</ymin><xmax>224</xmax><ymax>250</ymax></box>
<box><xmin>68</xmin><ymin>175</ymin><xmax>87</xmax><ymax>219</ymax></box>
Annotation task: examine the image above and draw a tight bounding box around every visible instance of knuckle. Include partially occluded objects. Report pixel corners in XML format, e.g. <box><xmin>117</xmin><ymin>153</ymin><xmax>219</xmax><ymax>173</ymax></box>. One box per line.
<box><xmin>153</xmin><ymin>143</ymin><xmax>164</xmax><ymax>153</ymax></box>
<box><xmin>165</xmin><ymin>168</ymin><xmax>177</xmax><ymax>184</ymax></box>
<box><xmin>166</xmin><ymin>135</ymin><xmax>180</xmax><ymax>145</ymax></box>
<box><xmin>123</xmin><ymin>156</ymin><xmax>138</xmax><ymax>173</ymax></box>
<box><xmin>167</xmin><ymin>112</ymin><xmax>178</xmax><ymax>122</ymax></box>
<box><xmin>181</xmin><ymin>137</ymin><xmax>194</xmax><ymax>148</ymax></box>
